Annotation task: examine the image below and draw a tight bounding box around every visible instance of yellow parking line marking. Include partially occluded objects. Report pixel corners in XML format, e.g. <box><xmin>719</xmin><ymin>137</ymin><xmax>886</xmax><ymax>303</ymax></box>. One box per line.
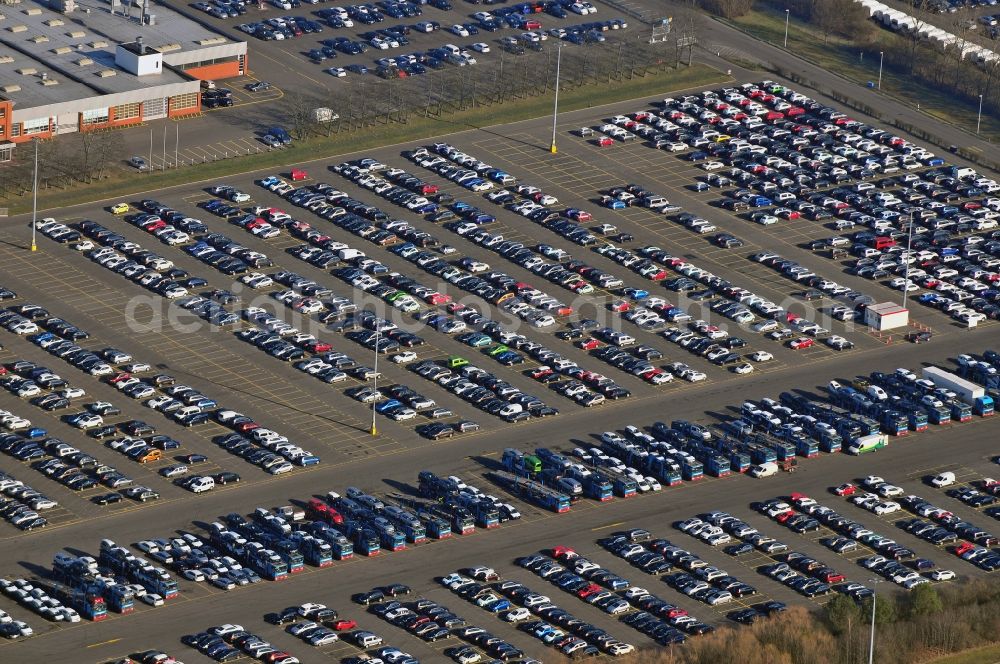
<box><xmin>86</xmin><ymin>638</ymin><xmax>122</xmax><ymax>648</ymax></box>
<box><xmin>591</xmin><ymin>521</ymin><xmax>625</xmax><ymax>532</ymax></box>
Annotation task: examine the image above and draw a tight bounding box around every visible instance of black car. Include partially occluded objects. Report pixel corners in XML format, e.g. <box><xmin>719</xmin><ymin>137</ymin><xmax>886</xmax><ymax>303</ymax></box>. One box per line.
<box><xmin>214</xmin><ymin>472</ymin><xmax>241</xmax><ymax>485</ymax></box>
<box><xmin>381</xmin><ymin>583</ymin><xmax>411</xmax><ymax>597</ymax></box>
<box><xmin>92</xmin><ymin>492</ymin><xmax>123</xmax><ymax>505</ymax></box>
<box><xmin>353</xmin><ymin>589</ymin><xmax>385</xmax><ymax>605</ymax></box>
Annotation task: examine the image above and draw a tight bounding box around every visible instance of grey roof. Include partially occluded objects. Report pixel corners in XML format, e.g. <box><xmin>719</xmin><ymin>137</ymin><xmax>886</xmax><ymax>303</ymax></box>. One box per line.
<box><xmin>0</xmin><ymin>0</ymin><xmax>243</xmax><ymax>113</ymax></box>
<box><xmin>0</xmin><ymin>44</ymin><xmax>97</xmax><ymax>109</ymax></box>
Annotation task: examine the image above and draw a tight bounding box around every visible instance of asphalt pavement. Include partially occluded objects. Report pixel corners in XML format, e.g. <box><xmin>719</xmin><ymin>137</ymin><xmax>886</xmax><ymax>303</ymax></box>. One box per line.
<box><xmin>1</xmin><ymin>11</ymin><xmax>999</xmax><ymax>663</ymax></box>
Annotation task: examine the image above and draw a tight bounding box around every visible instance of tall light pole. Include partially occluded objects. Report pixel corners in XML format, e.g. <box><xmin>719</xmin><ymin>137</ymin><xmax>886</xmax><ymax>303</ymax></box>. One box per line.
<box><xmin>877</xmin><ymin>51</ymin><xmax>884</xmax><ymax>90</ymax></box>
<box><xmin>902</xmin><ymin>211</ymin><xmax>914</xmax><ymax>311</ymax></box>
<box><xmin>977</xmin><ymin>94</ymin><xmax>984</xmax><ymax>135</ymax></box>
<box><xmin>784</xmin><ymin>9</ymin><xmax>790</xmax><ymax>48</ymax></box>
<box><xmin>868</xmin><ymin>578</ymin><xmax>884</xmax><ymax>664</ymax></box>
<box><xmin>549</xmin><ymin>43</ymin><xmax>562</xmax><ymax>154</ymax></box>
<box><xmin>30</xmin><ymin>138</ymin><xmax>38</xmax><ymax>252</ymax></box>
<box><xmin>370</xmin><ymin>324</ymin><xmax>380</xmax><ymax>437</ymax></box>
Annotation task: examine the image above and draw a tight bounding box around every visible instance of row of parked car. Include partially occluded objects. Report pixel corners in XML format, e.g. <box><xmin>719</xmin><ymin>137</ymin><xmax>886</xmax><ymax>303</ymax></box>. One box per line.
<box><xmin>0</xmin><ymin>606</ymin><xmax>33</xmax><ymax>639</ymax></box>
<box><xmin>441</xmin><ymin>563</ymin><xmax>632</xmax><ymax>658</ymax></box>
<box><xmin>838</xmin><ymin>226</ymin><xmax>1000</xmax><ymax>324</ymax></box>
<box><xmin>891</xmin><ymin>492</ymin><xmax>1000</xmax><ymax>572</ymax></box>
<box><xmin>0</xmin><ymin>578</ymin><xmax>78</xmax><ymax>624</ymax></box>
<box><xmin>552</xmin><ymin>536</ymin><xmax>716</xmax><ymax>635</ymax></box>
<box><xmin>0</xmin><ymin>471</ymin><xmax>56</xmax><ymax>531</ymax></box>
<box><xmin>637</xmin><ymin>82</ymin><xmax>1000</xmax><ymax>323</ymax></box>
<box><xmin>762</xmin><ymin>494</ymin><xmax>937</xmax><ymax>592</ymax></box>
<box><xmin>0</xmin><ymin>361</ymin><xmax>156</xmax><ymax>494</ymax></box>
<box><xmin>10</xmin><ymin>247</ymin><xmax>312</xmax><ymax>484</ymax></box>
<box><xmin>184</xmin><ymin>623</ymin><xmax>299</xmax><ymax>664</ymax></box>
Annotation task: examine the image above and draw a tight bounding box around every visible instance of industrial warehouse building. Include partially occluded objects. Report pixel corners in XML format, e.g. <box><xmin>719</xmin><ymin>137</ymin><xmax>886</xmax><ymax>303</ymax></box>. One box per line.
<box><xmin>0</xmin><ymin>0</ymin><xmax>247</xmax><ymax>160</ymax></box>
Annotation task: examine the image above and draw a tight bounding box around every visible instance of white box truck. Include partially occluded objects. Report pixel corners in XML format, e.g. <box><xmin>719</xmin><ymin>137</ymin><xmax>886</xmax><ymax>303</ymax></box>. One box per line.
<box><xmin>921</xmin><ymin>366</ymin><xmax>994</xmax><ymax>415</ymax></box>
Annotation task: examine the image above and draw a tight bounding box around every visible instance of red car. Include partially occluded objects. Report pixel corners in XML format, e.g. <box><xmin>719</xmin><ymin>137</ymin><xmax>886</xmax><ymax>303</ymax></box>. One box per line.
<box><xmin>330</xmin><ymin>619</ymin><xmax>357</xmax><ymax>631</ymax></box>
<box><xmin>576</xmin><ymin>338</ymin><xmax>600</xmax><ymax>351</ymax></box>
<box><xmin>304</xmin><ymin>340</ymin><xmax>333</xmax><ymax>353</ymax></box>
<box><xmin>524</xmin><ymin>19</ymin><xmax>541</xmax><ymax>29</ymax></box>
<box><xmin>789</xmin><ymin>337</ymin><xmax>814</xmax><ymax>350</ymax></box>
<box><xmin>597</xmin><ymin>137</ymin><xmax>614</xmax><ymax>147</ymax></box>
<box><xmin>609</xmin><ymin>300</ymin><xmax>630</xmax><ymax>313</ymax></box>
<box><xmin>833</xmin><ymin>483</ymin><xmax>856</xmax><ymax>497</ymax></box>
<box><xmin>820</xmin><ymin>571</ymin><xmax>846</xmax><ymax>584</ymax></box>
<box><xmin>264</xmin><ymin>653</ymin><xmax>292</xmax><ymax>664</ymax></box>
<box><xmin>775</xmin><ymin>510</ymin><xmax>796</xmax><ymax>523</ymax></box>
<box><xmin>426</xmin><ymin>293</ymin><xmax>451</xmax><ymax>305</ymax></box>
<box><xmin>551</xmin><ymin>545</ymin><xmax>577</xmax><ymax>560</ymax></box>
<box><xmin>530</xmin><ymin>367</ymin><xmax>554</xmax><ymax>380</ymax></box>
<box><xmin>290</xmin><ymin>168</ymin><xmax>308</xmax><ymax>181</ymax></box>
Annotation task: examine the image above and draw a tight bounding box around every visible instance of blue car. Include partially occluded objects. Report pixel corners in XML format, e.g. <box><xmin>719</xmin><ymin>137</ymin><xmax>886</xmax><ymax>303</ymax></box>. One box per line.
<box><xmin>496</xmin><ymin>351</ymin><xmax>524</xmax><ymax>366</ymax></box>
<box><xmin>622</xmin><ymin>287</ymin><xmax>649</xmax><ymax>301</ymax></box>
<box><xmin>29</xmin><ymin>331</ymin><xmax>56</xmax><ymax>345</ymax></box>
<box><xmin>375</xmin><ymin>399</ymin><xmax>404</xmax><ymax>414</ymax></box>
<box><xmin>268</xmin><ymin>126</ymin><xmax>292</xmax><ymax>145</ymax></box>
<box><xmin>485</xmin><ymin>598</ymin><xmax>510</xmax><ymax>612</ymax></box>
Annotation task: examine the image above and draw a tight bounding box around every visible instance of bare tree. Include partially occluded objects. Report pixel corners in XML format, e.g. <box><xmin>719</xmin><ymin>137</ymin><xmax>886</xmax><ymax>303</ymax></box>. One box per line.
<box><xmin>282</xmin><ymin>91</ymin><xmax>323</xmax><ymax>139</ymax></box>
<box><xmin>700</xmin><ymin>0</ymin><xmax>755</xmax><ymax>18</ymax></box>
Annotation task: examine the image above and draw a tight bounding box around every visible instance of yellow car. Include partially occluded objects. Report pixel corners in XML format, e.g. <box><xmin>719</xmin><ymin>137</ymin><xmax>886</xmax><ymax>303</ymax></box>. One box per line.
<box><xmin>110</xmin><ymin>202</ymin><xmax>130</xmax><ymax>214</ymax></box>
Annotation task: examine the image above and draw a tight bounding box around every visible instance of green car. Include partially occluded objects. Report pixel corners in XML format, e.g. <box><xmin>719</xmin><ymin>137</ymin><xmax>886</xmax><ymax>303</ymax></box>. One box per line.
<box><xmin>468</xmin><ymin>334</ymin><xmax>492</xmax><ymax>348</ymax></box>
<box><xmin>487</xmin><ymin>344</ymin><xmax>510</xmax><ymax>357</ymax></box>
<box><xmin>447</xmin><ymin>355</ymin><xmax>469</xmax><ymax>369</ymax></box>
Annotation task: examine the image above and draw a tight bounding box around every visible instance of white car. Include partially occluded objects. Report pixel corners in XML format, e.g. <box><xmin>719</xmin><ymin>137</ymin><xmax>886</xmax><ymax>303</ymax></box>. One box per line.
<box><xmin>391</xmin><ymin>351</ymin><xmax>418</xmax><ymax>364</ymax></box>
<box><xmin>863</xmin><ymin>475</ymin><xmax>886</xmax><ymax>489</ymax></box>
<box><xmin>326</xmin><ymin>67</ymin><xmax>347</xmax><ymax>77</ymax></box>
<box><xmin>749</xmin><ymin>350</ymin><xmax>774</xmax><ymax>362</ymax></box>
<box><xmin>469</xmin><ymin>42</ymin><xmax>490</xmax><ymax>53</ymax></box>
<box><xmin>298</xmin><ymin>602</ymin><xmax>327</xmax><ymax>616</ymax></box>
<box><xmin>449</xmin><ymin>24</ymin><xmax>470</xmax><ymax>37</ymax></box>
<box><xmin>240</xmin><ymin>272</ymin><xmax>274</xmax><ymax>289</ymax></box>
<box><xmin>825</xmin><ymin>335</ymin><xmax>855</xmax><ymax>350</ymax></box>
<box><xmin>733</xmin><ymin>362</ymin><xmax>754</xmax><ymax>375</ymax></box>
<box><xmin>70</xmin><ymin>413</ymin><xmax>103</xmax><ymax>429</ymax></box>
<box><xmin>140</xmin><ymin>593</ymin><xmax>164</xmax><ymax>607</ymax></box>
<box><xmin>502</xmin><ymin>607</ymin><xmax>531</xmax><ymax>622</ymax></box>
<box><xmin>181</xmin><ymin>569</ymin><xmax>206</xmax><ymax>582</ymax></box>
<box><xmin>929</xmin><ymin>569</ymin><xmax>956</xmax><ymax>581</ymax></box>
<box><xmin>873</xmin><ymin>501</ymin><xmax>901</xmax><ymax>515</ymax></box>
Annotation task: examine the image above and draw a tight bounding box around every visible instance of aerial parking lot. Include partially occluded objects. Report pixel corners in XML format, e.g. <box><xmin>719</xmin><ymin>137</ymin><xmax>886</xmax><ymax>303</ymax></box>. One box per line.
<box><xmin>167</xmin><ymin>0</ymin><xmax>643</xmax><ymax>98</ymax></box>
<box><xmin>1</xmin><ymin>76</ymin><xmax>1000</xmax><ymax>663</ymax></box>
